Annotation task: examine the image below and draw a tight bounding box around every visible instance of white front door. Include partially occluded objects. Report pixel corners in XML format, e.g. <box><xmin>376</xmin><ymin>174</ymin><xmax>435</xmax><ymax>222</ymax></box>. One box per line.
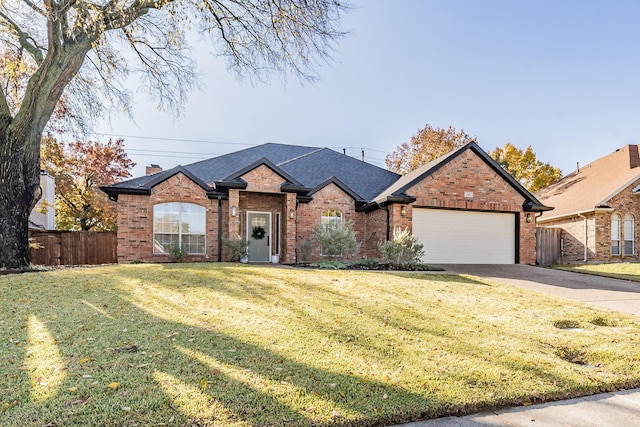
<box><xmin>247</xmin><ymin>212</ymin><xmax>271</xmax><ymax>262</ymax></box>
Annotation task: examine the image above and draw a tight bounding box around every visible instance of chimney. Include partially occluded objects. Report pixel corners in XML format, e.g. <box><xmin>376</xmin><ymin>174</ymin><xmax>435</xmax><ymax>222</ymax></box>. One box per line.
<box><xmin>629</xmin><ymin>145</ymin><xmax>640</xmax><ymax>169</ymax></box>
<box><xmin>146</xmin><ymin>164</ymin><xmax>162</xmax><ymax>175</ymax></box>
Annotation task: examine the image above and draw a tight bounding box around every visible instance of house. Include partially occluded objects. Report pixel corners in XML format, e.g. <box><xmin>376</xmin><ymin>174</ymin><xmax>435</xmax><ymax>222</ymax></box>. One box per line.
<box><xmin>29</xmin><ymin>170</ymin><xmax>56</xmax><ymax>230</ymax></box>
<box><xmin>536</xmin><ymin>144</ymin><xmax>640</xmax><ymax>263</ymax></box>
<box><xmin>101</xmin><ymin>141</ymin><xmax>549</xmax><ymax>265</ymax></box>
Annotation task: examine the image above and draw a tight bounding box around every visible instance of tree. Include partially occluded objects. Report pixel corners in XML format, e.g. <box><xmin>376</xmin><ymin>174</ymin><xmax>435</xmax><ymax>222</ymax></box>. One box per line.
<box><xmin>489</xmin><ymin>143</ymin><xmax>563</xmax><ymax>193</ymax></box>
<box><xmin>40</xmin><ymin>136</ymin><xmax>134</xmax><ymax>231</ymax></box>
<box><xmin>0</xmin><ymin>1</ymin><xmax>348</xmax><ymax>268</ymax></box>
<box><xmin>386</xmin><ymin>124</ymin><xmax>474</xmax><ymax>174</ymax></box>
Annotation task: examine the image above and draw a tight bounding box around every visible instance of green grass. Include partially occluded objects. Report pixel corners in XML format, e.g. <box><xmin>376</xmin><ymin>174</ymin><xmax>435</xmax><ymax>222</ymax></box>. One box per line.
<box><xmin>555</xmin><ymin>262</ymin><xmax>640</xmax><ymax>282</ymax></box>
<box><xmin>1</xmin><ymin>264</ymin><xmax>640</xmax><ymax>426</ymax></box>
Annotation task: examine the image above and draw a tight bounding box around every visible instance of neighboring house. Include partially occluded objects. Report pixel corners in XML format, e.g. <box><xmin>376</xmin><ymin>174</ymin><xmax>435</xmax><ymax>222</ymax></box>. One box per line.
<box><xmin>101</xmin><ymin>141</ymin><xmax>549</xmax><ymax>265</ymax></box>
<box><xmin>536</xmin><ymin>144</ymin><xmax>640</xmax><ymax>263</ymax></box>
<box><xmin>29</xmin><ymin>170</ymin><xmax>56</xmax><ymax>230</ymax></box>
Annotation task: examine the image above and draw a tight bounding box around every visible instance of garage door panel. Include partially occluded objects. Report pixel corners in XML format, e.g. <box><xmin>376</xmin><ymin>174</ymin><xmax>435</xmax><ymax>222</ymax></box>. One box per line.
<box><xmin>413</xmin><ymin>209</ymin><xmax>515</xmax><ymax>264</ymax></box>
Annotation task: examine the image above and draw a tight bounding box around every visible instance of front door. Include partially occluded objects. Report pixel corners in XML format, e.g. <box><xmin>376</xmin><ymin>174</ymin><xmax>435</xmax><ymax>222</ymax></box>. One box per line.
<box><xmin>247</xmin><ymin>212</ymin><xmax>271</xmax><ymax>262</ymax></box>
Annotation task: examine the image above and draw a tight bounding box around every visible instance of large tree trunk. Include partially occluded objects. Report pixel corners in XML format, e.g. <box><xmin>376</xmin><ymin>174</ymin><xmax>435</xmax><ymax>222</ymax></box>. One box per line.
<box><xmin>0</xmin><ymin>37</ymin><xmax>91</xmax><ymax>268</ymax></box>
<box><xmin>0</xmin><ymin>131</ymin><xmax>41</xmax><ymax>268</ymax></box>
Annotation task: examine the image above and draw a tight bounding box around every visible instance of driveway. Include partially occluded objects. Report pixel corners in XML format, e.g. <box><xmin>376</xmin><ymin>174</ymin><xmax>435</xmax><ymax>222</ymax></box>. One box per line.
<box><xmin>440</xmin><ymin>264</ymin><xmax>640</xmax><ymax>316</ymax></box>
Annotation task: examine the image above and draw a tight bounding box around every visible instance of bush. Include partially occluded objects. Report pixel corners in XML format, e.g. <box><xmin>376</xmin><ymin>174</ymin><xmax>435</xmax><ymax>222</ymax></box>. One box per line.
<box><xmin>297</xmin><ymin>238</ymin><xmax>314</xmax><ymax>263</ymax></box>
<box><xmin>223</xmin><ymin>237</ymin><xmax>250</xmax><ymax>262</ymax></box>
<box><xmin>349</xmin><ymin>258</ymin><xmax>380</xmax><ymax>269</ymax></box>
<box><xmin>309</xmin><ymin>260</ymin><xmax>348</xmax><ymax>269</ymax></box>
<box><xmin>378</xmin><ymin>227</ymin><xmax>425</xmax><ymax>267</ymax></box>
<box><xmin>312</xmin><ymin>220</ymin><xmax>361</xmax><ymax>261</ymax></box>
<box><xmin>167</xmin><ymin>243</ymin><xmax>187</xmax><ymax>263</ymax></box>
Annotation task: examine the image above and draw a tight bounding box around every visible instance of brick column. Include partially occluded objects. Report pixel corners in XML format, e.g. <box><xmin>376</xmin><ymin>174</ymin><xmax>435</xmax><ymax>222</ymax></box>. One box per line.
<box><xmin>284</xmin><ymin>193</ymin><xmax>297</xmax><ymax>264</ymax></box>
<box><xmin>228</xmin><ymin>189</ymin><xmax>241</xmax><ymax>239</ymax></box>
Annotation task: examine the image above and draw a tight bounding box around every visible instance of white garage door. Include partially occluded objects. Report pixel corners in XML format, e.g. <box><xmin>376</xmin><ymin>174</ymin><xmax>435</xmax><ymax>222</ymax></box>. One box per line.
<box><xmin>412</xmin><ymin>209</ymin><xmax>516</xmax><ymax>264</ymax></box>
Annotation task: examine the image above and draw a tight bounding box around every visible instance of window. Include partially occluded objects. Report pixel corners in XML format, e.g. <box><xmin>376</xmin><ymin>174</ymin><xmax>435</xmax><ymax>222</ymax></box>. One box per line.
<box><xmin>624</xmin><ymin>214</ymin><xmax>634</xmax><ymax>255</ymax></box>
<box><xmin>611</xmin><ymin>214</ymin><xmax>621</xmax><ymax>256</ymax></box>
<box><xmin>321</xmin><ymin>209</ymin><xmax>342</xmax><ymax>225</ymax></box>
<box><xmin>154</xmin><ymin>203</ymin><xmax>206</xmax><ymax>255</ymax></box>
<box><xmin>320</xmin><ymin>209</ymin><xmax>343</xmax><ymax>256</ymax></box>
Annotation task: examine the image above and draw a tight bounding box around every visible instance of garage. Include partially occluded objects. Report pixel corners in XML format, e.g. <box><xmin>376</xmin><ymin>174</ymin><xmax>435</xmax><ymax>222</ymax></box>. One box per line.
<box><xmin>412</xmin><ymin>208</ymin><xmax>516</xmax><ymax>264</ymax></box>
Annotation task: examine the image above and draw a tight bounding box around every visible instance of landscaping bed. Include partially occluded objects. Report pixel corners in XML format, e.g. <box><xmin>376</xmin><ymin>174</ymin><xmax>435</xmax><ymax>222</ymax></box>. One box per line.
<box><xmin>296</xmin><ymin>259</ymin><xmax>445</xmax><ymax>271</ymax></box>
<box><xmin>2</xmin><ymin>263</ymin><xmax>640</xmax><ymax>426</ymax></box>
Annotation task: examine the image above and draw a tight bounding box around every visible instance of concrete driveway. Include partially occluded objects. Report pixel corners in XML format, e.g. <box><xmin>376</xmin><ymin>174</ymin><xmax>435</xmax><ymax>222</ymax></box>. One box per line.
<box><xmin>440</xmin><ymin>264</ymin><xmax>640</xmax><ymax>316</ymax></box>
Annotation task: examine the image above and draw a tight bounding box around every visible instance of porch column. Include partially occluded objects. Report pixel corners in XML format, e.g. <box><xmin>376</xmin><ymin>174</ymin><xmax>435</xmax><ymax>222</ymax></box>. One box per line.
<box><xmin>284</xmin><ymin>193</ymin><xmax>297</xmax><ymax>264</ymax></box>
<box><xmin>228</xmin><ymin>189</ymin><xmax>241</xmax><ymax>239</ymax></box>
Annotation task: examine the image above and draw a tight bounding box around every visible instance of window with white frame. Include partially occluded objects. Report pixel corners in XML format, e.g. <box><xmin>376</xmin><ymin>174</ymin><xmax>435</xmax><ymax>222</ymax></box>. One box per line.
<box><xmin>624</xmin><ymin>214</ymin><xmax>634</xmax><ymax>255</ymax></box>
<box><xmin>320</xmin><ymin>209</ymin><xmax>343</xmax><ymax>256</ymax></box>
<box><xmin>611</xmin><ymin>214</ymin><xmax>621</xmax><ymax>256</ymax></box>
<box><xmin>321</xmin><ymin>209</ymin><xmax>342</xmax><ymax>225</ymax></box>
<box><xmin>154</xmin><ymin>202</ymin><xmax>206</xmax><ymax>255</ymax></box>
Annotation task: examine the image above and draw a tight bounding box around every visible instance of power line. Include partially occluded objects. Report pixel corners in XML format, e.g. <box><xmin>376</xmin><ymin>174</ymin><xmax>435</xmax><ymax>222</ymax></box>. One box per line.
<box><xmin>93</xmin><ymin>132</ymin><xmax>255</xmax><ymax>147</ymax></box>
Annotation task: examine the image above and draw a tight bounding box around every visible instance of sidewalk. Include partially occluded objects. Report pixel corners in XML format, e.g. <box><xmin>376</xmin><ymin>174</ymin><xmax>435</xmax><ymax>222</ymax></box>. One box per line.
<box><xmin>396</xmin><ymin>388</ymin><xmax>640</xmax><ymax>426</ymax></box>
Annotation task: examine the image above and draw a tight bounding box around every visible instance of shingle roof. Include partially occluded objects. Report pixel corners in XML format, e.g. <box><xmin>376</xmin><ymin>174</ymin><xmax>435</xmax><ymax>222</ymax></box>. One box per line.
<box><xmin>104</xmin><ymin>143</ymin><xmax>400</xmax><ymax>203</ymax></box>
<box><xmin>535</xmin><ymin>144</ymin><xmax>640</xmax><ymax>220</ymax></box>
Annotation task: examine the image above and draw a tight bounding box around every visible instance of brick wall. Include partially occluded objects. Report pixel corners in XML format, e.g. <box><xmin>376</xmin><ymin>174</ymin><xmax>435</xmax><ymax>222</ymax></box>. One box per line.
<box><xmin>295</xmin><ymin>183</ymin><xmax>369</xmax><ymax>261</ymax></box>
<box><xmin>116</xmin><ymin>173</ymin><xmax>219</xmax><ymax>263</ymax></box>
<box><xmin>398</xmin><ymin>150</ymin><xmax>537</xmax><ymax>264</ymax></box>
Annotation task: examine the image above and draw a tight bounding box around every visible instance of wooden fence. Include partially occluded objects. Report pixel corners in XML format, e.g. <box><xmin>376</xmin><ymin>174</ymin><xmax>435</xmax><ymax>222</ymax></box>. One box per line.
<box><xmin>30</xmin><ymin>231</ymin><xmax>117</xmax><ymax>266</ymax></box>
<box><xmin>536</xmin><ymin>227</ymin><xmax>562</xmax><ymax>266</ymax></box>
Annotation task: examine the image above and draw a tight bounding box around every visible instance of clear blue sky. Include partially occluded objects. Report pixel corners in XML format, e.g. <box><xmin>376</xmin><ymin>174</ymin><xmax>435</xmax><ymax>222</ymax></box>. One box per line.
<box><xmin>94</xmin><ymin>0</ymin><xmax>640</xmax><ymax>179</ymax></box>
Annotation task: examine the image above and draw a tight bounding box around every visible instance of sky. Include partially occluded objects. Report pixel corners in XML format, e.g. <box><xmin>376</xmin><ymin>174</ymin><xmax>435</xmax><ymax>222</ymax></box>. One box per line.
<box><xmin>93</xmin><ymin>0</ymin><xmax>640</xmax><ymax>179</ymax></box>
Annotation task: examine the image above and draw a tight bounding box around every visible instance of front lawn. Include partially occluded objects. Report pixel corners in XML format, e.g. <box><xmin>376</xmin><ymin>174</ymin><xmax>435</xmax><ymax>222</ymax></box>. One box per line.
<box><xmin>555</xmin><ymin>263</ymin><xmax>640</xmax><ymax>282</ymax></box>
<box><xmin>2</xmin><ymin>264</ymin><xmax>640</xmax><ymax>426</ymax></box>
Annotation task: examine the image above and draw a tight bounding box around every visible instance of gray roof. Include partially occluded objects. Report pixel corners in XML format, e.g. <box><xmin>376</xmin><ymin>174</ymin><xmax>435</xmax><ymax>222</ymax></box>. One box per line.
<box><xmin>104</xmin><ymin>143</ymin><xmax>400</xmax><ymax>202</ymax></box>
<box><xmin>103</xmin><ymin>141</ymin><xmax>548</xmax><ymax>212</ymax></box>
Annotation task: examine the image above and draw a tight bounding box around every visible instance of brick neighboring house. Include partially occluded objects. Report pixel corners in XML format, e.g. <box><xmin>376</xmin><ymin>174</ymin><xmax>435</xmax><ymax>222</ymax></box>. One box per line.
<box><xmin>101</xmin><ymin>141</ymin><xmax>549</xmax><ymax>265</ymax></box>
<box><xmin>536</xmin><ymin>144</ymin><xmax>640</xmax><ymax>263</ymax></box>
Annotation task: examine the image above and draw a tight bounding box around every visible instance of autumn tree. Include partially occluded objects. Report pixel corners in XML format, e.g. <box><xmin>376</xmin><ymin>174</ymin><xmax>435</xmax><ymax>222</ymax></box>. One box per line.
<box><xmin>489</xmin><ymin>143</ymin><xmax>563</xmax><ymax>193</ymax></box>
<box><xmin>41</xmin><ymin>136</ymin><xmax>134</xmax><ymax>231</ymax></box>
<box><xmin>0</xmin><ymin>1</ymin><xmax>348</xmax><ymax>268</ymax></box>
<box><xmin>386</xmin><ymin>124</ymin><xmax>474</xmax><ymax>174</ymax></box>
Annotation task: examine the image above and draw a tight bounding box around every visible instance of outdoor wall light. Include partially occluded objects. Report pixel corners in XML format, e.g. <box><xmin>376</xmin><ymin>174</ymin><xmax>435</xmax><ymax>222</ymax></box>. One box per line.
<box><xmin>525</xmin><ymin>212</ymin><xmax>534</xmax><ymax>223</ymax></box>
<box><xmin>231</xmin><ymin>206</ymin><xmax>237</xmax><ymax>217</ymax></box>
<box><xmin>289</xmin><ymin>209</ymin><xmax>295</xmax><ymax>219</ymax></box>
<box><xmin>400</xmin><ymin>205</ymin><xmax>407</xmax><ymax>217</ymax></box>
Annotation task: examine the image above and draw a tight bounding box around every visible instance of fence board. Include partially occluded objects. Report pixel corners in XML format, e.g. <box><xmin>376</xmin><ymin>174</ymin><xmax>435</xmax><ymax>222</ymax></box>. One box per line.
<box><xmin>30</xmin><ymin>231</ymin><xmax>117</xmax><ymax>266</ymax></box>
<box><xmin>536</xmin><ymin>228</ymin><xmax>562</xmax><ymax>266</ymax></box>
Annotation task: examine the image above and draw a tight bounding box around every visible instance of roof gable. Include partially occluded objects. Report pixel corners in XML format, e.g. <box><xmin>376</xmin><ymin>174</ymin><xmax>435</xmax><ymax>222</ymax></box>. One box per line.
<box><xmin>101</xmin><ymin>166</ymin><xmax>212</xmax><ymax>201</ymax></box>
<box><xmin>536</xmin><ymin>145</ymin><xmax>640</xmax><ymax>220</ymax></box>
<box><xmin>373</xmin><ymin>142</ymin><xmax>548</xmax><ymax>211</ymax></box>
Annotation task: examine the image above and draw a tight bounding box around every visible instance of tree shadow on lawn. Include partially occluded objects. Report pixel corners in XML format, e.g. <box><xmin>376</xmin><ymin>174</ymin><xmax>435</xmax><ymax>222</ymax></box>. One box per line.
<box><xmin>1</xmin><ymin>266</ymin><xmax>633</xmax><ymax>426</ymax></box>
<box><xmin>0</xmin><ymin>271</ymin><xmax>445</xmax><ymax>426</ymax></box>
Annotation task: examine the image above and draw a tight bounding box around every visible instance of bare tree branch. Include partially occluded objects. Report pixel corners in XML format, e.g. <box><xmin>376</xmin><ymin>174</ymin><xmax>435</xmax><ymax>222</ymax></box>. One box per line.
<box><xmin>0</xmin><ymin>10</ymin><xmax>44</xmax><ymax>64</ymax></box>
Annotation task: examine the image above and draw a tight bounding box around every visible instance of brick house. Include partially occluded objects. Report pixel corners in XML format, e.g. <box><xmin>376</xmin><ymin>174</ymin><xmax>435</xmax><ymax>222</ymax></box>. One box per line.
<box><xmin>536</xmin><ymin>144</ymin><xmax>640</xmax><ymax>263</ymax></box>
<box><xmin>102</xmin><ymin>141</ymin><xmax>549</xmax><ymax>265</ymax></box>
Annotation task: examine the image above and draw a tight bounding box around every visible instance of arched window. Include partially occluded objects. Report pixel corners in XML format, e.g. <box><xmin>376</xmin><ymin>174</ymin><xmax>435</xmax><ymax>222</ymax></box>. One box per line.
<box><xmin>611</xmin><ymin>214</ymin><xmax>621</xmax><ymax>256</ymax></box>
<box><xmin>624</xmin><ymin>214</ymin><xmax>634</xmax><ymax>256</ymax></box>
<box><xmin>321</xmin><ymin>209</ymin><xmax>342</xmax><ymax>225</ymax></box>
<box><xmin>154</xmin><ymin>203</ymin><xmax>206</xmax><ymax>255</ymax></box>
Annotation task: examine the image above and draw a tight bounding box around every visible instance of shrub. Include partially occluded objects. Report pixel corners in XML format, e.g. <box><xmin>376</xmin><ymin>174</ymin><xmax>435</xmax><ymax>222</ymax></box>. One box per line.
<box><xmin>297</xmin><ymin>238</ymin><xmax>314</xmax><ymax>263</ymax></box>
<box><xmin>223</xmin><ymin>237</ymin><xmax>250</xmax><ymax>262</ymax></box>
<box><xmin>312</xmin><ymin>220</ymin><xmax>361</xmax><ymax>261</ymax></box>
<box><xmin>309</xmin><ymin>260</ymin><xmax>348</xmax><ymax>269</ymax></box>
<box><xmin>349</xmin><ymin>258</ymin><xmax>380</xmax><ymax>269</ymax></box>
<box><xmin>378</xmin><ymin>227</ymin><xmax>425</xmax><ymax>267</ymax></box>
<box><xmin>167</xmin><ymin>243</ymin><xmax>187</xmax><ymax>263</ymax></box>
